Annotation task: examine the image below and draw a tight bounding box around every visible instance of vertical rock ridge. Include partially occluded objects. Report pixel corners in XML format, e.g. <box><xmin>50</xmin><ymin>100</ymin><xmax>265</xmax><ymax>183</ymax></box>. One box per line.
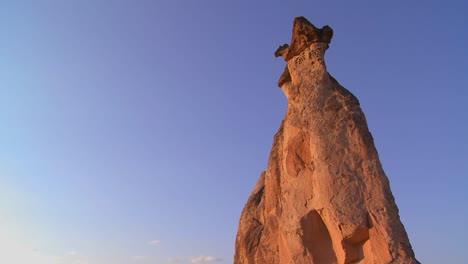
<box><xmin>234</xmin><ymin>17</ymin><xmax>418</xmax><ymax>264</ymax></box>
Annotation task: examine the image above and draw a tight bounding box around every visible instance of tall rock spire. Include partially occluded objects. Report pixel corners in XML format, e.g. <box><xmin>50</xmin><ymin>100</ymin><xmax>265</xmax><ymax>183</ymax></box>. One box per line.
<box><xmin>234</xmin><ymin>17</ymin><xmax>419</xmax><ymax>264</ymax></box>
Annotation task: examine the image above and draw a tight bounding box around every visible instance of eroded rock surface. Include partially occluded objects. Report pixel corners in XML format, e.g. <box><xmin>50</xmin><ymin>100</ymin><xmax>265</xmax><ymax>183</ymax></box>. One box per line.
<box><xmin>234</xmin><ymin>17</ymin><xmax>418</xmax><ymax>264</ymax></box>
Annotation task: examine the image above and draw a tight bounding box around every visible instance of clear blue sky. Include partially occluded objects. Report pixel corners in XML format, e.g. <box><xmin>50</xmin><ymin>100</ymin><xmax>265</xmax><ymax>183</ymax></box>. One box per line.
<box><xmin>0</xmin><ymin>1</ymin><xmax>467</xmax><ymax>263</ymax></box>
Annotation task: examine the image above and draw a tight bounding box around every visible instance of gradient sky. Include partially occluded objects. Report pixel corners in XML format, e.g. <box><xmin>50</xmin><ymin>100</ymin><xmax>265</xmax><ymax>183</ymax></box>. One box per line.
<box><xmin>1</xmin><ymin>1</ymin><xmax>467</xmax><ymax>263</ymax></box>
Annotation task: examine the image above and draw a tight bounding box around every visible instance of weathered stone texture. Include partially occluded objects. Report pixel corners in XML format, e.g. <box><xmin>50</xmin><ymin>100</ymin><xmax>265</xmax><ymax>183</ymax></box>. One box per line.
<box><xmin>234</xmin><ymin>17</ymin><xmax>418</xmax><ymax>264</ymax></box>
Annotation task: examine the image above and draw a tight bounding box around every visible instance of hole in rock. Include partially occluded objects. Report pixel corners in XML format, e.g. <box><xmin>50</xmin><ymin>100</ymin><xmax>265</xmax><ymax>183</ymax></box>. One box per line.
<box><xmin>300</xmin><ymin>210</ymin><xmax>337</xmax><ymax>263</ymax></box>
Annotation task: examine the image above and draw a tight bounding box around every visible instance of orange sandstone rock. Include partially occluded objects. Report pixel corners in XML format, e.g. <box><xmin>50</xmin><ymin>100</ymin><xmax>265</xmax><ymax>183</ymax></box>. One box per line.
<box><xmin>234</xmin><ymin>17</ymin><xmax>418</xmax><ymax>264</ymax></box>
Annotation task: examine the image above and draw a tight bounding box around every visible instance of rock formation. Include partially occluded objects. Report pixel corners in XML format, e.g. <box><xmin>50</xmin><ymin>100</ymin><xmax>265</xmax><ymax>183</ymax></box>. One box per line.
<box><xmin>234</xmin><ymin>17</ymin><xmax>418</xmax><ymax>264</ymax></box>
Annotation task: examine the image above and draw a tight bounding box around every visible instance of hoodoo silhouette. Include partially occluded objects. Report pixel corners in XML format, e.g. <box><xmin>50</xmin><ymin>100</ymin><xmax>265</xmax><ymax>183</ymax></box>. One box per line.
<box><xmin>234</xmin><ymin>17</ymin><xmax>418</xmax><ymax>264</ymax></box>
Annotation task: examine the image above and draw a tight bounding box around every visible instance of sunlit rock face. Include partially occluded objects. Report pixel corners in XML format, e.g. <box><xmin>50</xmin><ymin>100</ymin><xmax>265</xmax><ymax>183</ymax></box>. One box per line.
<box><xmin>234</xmin><ymin>17</ymin><xmax>419</xmax><ymax>264</ymax></box>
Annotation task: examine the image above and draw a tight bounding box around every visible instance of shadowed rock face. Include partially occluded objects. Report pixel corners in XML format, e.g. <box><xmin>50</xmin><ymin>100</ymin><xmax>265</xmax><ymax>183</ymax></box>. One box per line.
<box><xmin>234</xmin><ymin>17</ymin><xmax>419</xmax><ymax>264</ymax></box>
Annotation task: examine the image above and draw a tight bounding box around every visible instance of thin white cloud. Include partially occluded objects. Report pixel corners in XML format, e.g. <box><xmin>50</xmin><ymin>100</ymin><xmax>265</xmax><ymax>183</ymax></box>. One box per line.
<box><xmin>147</xmin><ymin>240</ymin><xmax>161</xmax><ymax>246</ymax></box>
<box><xmin>168</xmin><ymin>256</ymin><xmax>185</xmax><ymax>263</ymax></box>
<box><xmin>73</xmin><ymin>260</ymin><xmax>91</xmax><ymax>264</ymax></box>
<box><xmin>190</xmin><ymin>256</ymin><xmax>222</xmax><ymax>263</ymax></box>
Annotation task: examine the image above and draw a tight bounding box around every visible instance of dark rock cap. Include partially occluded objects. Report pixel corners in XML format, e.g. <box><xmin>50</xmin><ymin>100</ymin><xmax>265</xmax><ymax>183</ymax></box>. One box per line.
<box><xmin>275</xmin><ymin>16</ymin><xmax>333</xmax><ymax>61</ymax></box>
